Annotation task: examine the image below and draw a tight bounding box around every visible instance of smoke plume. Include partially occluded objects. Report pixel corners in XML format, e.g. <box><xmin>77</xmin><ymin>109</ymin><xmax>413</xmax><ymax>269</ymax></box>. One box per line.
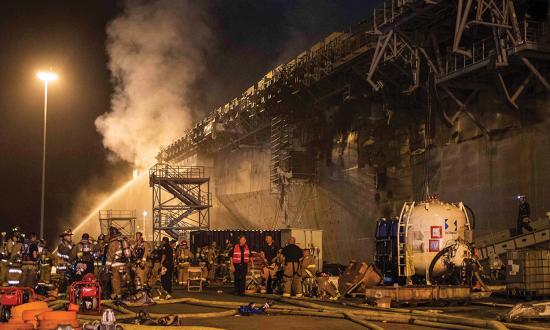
<box><xmin>96</xmin><ymin>0</ymin><xmax>210</xmax><ymax>169</ymax></box>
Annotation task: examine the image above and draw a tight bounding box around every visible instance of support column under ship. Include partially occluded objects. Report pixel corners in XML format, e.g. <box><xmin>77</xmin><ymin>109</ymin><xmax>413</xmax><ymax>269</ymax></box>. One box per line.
<box><xmin>149</xmin><ymin>164</ymin><xmax>211</xmax><ymax>241</ymax></box>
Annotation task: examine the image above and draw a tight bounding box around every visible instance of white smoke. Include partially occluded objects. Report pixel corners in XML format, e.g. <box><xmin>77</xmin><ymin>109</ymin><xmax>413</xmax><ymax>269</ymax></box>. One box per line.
<box><xmin>96</xmin><ymin>0</ymin><xmax>210</xmax><ymax>169</ymax></box>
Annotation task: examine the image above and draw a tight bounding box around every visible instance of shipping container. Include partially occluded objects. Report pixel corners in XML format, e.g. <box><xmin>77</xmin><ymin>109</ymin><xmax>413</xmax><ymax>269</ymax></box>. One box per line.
<box><xmin>189</xmin><ymin>228</ymin><xmax>323</xmax><ymax>270</ymax></box>
<box><xmin>506</xmin><ymin>249</ymin><xmax>550</xmax><ymax>296</ymax></box>
<box><xmin>189</xmin><ymin>230</ymin><xmax>281</xmax><ymax>254</ymax></box>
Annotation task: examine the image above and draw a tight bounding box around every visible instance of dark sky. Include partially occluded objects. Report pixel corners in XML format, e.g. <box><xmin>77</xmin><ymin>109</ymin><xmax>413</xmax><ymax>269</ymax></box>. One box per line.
<box><xmin>0</xmin><ymin>0</ymin><xmax>376</xmax><ymax>242</ymax></box>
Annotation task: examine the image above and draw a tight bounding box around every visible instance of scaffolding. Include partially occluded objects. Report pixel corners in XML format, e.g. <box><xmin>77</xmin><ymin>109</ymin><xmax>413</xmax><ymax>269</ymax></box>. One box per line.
<box><xmin>99</xmin><ymin>210</ymin><xmax>136</xmax><ymax>239</ymax></box>
<box><xmin>149</xmin><ymin>164</ymin><xmax>211</xmax><ymax>241</ymax></box>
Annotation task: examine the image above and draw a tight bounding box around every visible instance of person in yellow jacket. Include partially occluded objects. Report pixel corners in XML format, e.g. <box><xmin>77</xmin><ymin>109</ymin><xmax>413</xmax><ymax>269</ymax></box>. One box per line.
<box><xmin>131</xmin><ymin>232</ymin><xmax>152</xmax><ymax>290</ymax></box>
<box><xmin>105</xmin><ymin>227</ymin><xmax>131</xmax><ymax>299</ymax></box>
<box><xmin>206</xmin><ymin>241</ymin><xmax>219</xmax><ymax>282</ymax></box>
<box><xmin>0</xmin><ymin>232</ymin><xmax>9</xmax><ymax>286</ymax></box>
<box><xmin>7</xmin><ymin>228</ymin><xmax>24</xmax><ymax>286</ymax></box>
<box><xmin>38</xmin><ymin>240</ymin><xmax>52</xmax><ymax>284</ymax></box>
<box><xmin>176</xmin><ymin>239</ymin><xmax>192</xmax><ymax>286</ymax></box>
<box><xmin>300</xmin><ymin>248</ymin><xmax>317</xmax><ymax>297</ymax></box>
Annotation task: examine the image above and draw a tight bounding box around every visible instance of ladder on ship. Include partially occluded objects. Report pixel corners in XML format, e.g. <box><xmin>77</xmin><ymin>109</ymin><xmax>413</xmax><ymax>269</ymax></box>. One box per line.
<box><xmin>397</xmin><ymin>201</ymin><xmax>415</xmax><ymax>278</ymax></box>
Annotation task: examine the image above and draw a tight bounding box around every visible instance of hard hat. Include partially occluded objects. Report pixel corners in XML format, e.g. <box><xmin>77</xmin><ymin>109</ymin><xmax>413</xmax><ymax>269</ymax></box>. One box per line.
<box><xmin>82</xmin><ymin>233</ymin><xmax>90</xmax><ymax>240</ymax></box>
<box><xmin>109</xmin><ymin>226</ymin><xmax>120</xmax><ymax>236</ymax></box>
<box><xmin>60</xmin><ymin>229</ymin><xmax>73</xmax><ymax>237</ymax></box>
<box><xmin>12</xmin><ymin>226</ymin><xmax>20</xmax><ymax>233</ymax></box>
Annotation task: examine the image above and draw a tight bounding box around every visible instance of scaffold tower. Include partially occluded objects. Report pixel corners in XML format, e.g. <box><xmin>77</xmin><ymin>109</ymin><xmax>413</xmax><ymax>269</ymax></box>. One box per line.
<box><xmin>99</xmin><ymin>210</ymin><xmax>136</xmax><ymax>239</ymax></box>
<box><xmin>149</xmin><ymin>164</ymin><xmax>211</xmax><ymax>241</ymax></box>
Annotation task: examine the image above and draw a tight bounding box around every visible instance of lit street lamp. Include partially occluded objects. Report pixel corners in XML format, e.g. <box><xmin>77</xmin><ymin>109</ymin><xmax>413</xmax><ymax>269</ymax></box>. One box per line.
<box><xmin>37</xmin><ymin>70</ymin><xmax>58</xmax><ymax>239</ymax></box>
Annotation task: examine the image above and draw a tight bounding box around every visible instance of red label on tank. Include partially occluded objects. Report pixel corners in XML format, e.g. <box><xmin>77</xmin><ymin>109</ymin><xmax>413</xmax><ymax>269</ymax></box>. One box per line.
<box><xmin>431</xmin><ymin>226</ymin><xmax>442</xmax><ymax>238</ymax></box>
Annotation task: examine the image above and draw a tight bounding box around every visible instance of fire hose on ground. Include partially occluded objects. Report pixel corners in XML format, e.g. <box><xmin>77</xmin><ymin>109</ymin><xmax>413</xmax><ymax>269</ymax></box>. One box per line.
<box><xmin>37</xmin><ymin>294</ymin><xmax>549</xmax><ymax>330</ymax></box>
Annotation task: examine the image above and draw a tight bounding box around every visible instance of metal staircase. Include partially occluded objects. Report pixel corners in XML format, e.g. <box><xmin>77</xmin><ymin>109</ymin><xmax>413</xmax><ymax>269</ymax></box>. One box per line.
<box><xmin>149</xmin><ymin>164</ymin><xmax>211</xmax><ymax>241</ymax></box>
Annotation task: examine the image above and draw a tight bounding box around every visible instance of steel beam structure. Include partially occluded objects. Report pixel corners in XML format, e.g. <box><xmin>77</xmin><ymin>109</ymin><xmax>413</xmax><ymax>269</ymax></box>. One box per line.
<box><xmin>160</xmin><ymin>0</ymin><xmax>550</xmax><ymax>166</ymax></box>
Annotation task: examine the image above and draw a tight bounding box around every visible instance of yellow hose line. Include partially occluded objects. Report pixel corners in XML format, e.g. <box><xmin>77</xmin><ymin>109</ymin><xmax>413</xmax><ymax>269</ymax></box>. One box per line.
<box><xmin>120</xmin><ymin>325</ymin><xmax>224</xmax><ymax>330</ymax></box>
<box><xmin>58</xmin><ymin>294</ymin><xmax>542</xmax><ymax>330</ymax></box>
<box><xmin>488</xmin><ymin>320</ymin><xmax>509</xmax><ymax>330</ymax></box>
<box><xmin>102</xmin><ymin>302</ymin><xmax>136</xmax><ymax>315</ymax></box>
<box><xmin>266</xmin><ymin>296</ymin><xmax>508</xmax><ymax>329</ymax></box>
<box><xmin>408</xmin><ymin>319</ymin><xmax>480</xmax><ymax>330</ymax></box>
<box><xmin>266</xmin><ymin>309</ymin><xmax>344</xmax><ymax>318</ymax></box>
<box><xmin>503</xmin><ymin>324</ymin><xmax>550</xmax><ymax>330</ymax></box>
<box><xmin>147</xmin><ymin>297</ymin><xmax>309</xmax><ymax>311</ymax></box>
<box><xmin>148</xmin><ymin>309</ymin><xmax>238</xmax><ymax>319</ymax></box>
<box><xmin>343</xmin><ymin>312</ymin><xmax>385</xmax><ymax>330</ymax></box>
<box><xmin>78</xmin><ymin>313</ymin><xmax>137</xmax><ymax>321</ymax></box>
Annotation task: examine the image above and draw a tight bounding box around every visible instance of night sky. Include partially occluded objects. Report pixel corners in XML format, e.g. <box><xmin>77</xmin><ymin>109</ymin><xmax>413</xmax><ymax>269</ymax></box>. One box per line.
<box><xmin>0</xmin><ymin>0</ymin><xmax>376</xmax><ymax>242</ymax></box>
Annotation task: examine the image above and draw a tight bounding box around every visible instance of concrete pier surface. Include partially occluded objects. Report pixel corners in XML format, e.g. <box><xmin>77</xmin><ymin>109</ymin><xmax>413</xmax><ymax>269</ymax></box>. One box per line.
<box><xmin>121</xmin><ymin>286</ymin><xmax>549</xmax><ymax>330</ymax></box>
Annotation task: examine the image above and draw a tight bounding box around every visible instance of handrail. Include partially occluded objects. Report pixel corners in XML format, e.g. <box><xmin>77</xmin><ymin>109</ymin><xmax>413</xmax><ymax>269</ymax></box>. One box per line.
<box><xmin>149</xmin><ymin>164</ymin><xmax>206</xmax><ymax>179</ymax></box>
<box><xmin>439</xmin><ymin>20</ymin><xmax>550</xmax><ymax>79</ymax></box>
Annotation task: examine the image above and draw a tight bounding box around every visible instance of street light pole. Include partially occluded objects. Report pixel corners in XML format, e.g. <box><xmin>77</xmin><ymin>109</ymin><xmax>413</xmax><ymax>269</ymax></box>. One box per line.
<box><xmin>40</xmin><ymin>80</ymin><xmax>48</xmax><ymax>240</ymax></box>
<box><xmin>37</xmin><ymin>71</ymin><xmax>58</xmax><ymax>239</ymax></box>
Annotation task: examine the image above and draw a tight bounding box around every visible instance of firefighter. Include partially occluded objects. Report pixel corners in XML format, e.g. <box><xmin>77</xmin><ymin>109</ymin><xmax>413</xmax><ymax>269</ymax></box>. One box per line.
<box><xmin>281</xmin><ymin>237</ymin><xmax>303</xmax><ymax>297</ymax></box>
<box><xmin>148</xmin><ymin>242</ymin><xmax>162</xmax><ymax>288</ymax></box>
<box><xmin>206</xmin><ymin>241</ymin><xmax>218</xmax><ymax>281</ymax></box>
<box><xmin>20</xmin><ymin>232</ymin><xmax>39</xmax><ymax>287</ymax></box>
<box><xmin>93</xmin><ymin>234</ymin><xmax>107</xmax><ymax>279</ymax></box>
<box><xmin>38</xmin><ymin>240</ymin><xmax>52</xmax><ymax>284</ymax></box>
<box><xmin>56</xmin><ymin>229</ymin><xmax>73</xmax><ymax>295</ymax></box>
<box><xmin>176</xmin><ymin>239</ymin><xmax>192</xmax><ymax>285</ymax></box>
<box><xmin>198</xmin><ymin>244</ymin><xmax>209</xmax><ymax>280</ymax></box>
<box><xmin>0</xmin><ymin>232</ymin><xmax>9</xmax><ymax>286</ymax></box>
<box><xmin>300</xmin><ymin>248</ymin><xmax>317</xmax><ymax>297</ymax></box>
<box><xmin>260</xmin><ymin>235</ymin><xmax>278</xmax><ymax>294</ymax></box>
<box><xmin>517</xmin><ymin>195</ymin><xmax>534</xmax><ymax>234</ymax></box>
<box><xmin>223</xmin><ymin>239</ymin><xmax>233</xmax><ymax>256</ymax></box>
<box><xmin>7</xmin><ymin>227</ymin><xmax>23</xmax><ymax>286</ymax></box>
<box><xmin>222</xmin><ymin>239</ymin><xmax>234</xmax><ymax>283</ymax></box>
<box><xmin>132</xmin><ymin>232</ymin><xmax>152</xmax><ymax>290</ymax></box>
<box><xmin>74</xmin><ymin>233</ymin><xmax>94</xmax><ymax>279</ymax></box>
<box><xmin>160</xmin><ymin>237</ymin><xmax>175</xmax><ymax>298</ymax></box>
<box><xmin>105</xmin><ymin>227</ymin><xmax>131</xmax><ymax>299</ymax></box>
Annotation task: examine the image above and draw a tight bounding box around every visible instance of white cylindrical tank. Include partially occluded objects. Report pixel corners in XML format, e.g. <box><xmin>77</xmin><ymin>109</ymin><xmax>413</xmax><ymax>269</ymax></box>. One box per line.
<box><xmin>400</xmin><ymin>197</ymin><xmax>471</xmax><ymax>277</ymax></box>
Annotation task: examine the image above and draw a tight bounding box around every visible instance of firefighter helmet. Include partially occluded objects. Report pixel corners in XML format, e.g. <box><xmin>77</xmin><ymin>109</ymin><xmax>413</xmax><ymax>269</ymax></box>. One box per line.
<box><xmin>60</xmin><ymin>229</ymin><xmax>73</xmax><ymax>237</ymax></box>
<box><xmin>109</xmin><ymin>226</ymin><xmax>120</xmax><ymax>237</ymax></box>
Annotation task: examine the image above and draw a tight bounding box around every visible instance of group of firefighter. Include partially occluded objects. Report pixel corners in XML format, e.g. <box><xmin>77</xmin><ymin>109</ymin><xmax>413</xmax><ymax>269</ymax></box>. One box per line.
<box><xmin>0</xmin><ymin>226</ymin><xmax>329</xmax><ymax>300</ymax></box>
